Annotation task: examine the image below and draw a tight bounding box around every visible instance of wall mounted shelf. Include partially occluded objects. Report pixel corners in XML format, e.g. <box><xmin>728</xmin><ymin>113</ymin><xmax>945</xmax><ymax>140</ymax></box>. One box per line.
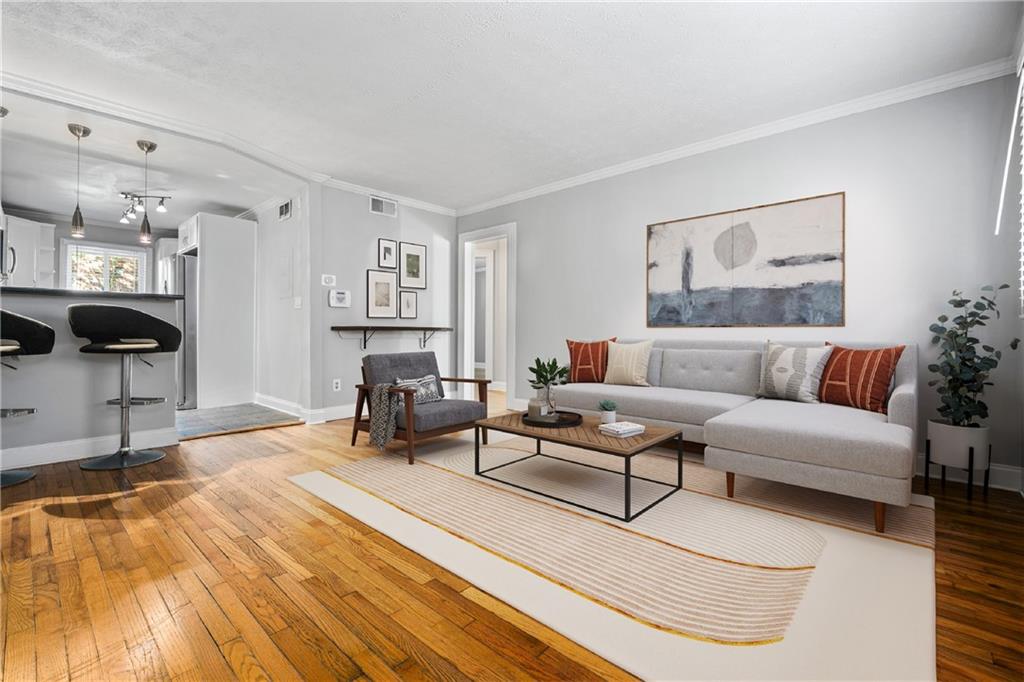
<box><xmin>331</xmin><ymin>325</ymin><xmax>453</xmax><ymax>350</ymax></box>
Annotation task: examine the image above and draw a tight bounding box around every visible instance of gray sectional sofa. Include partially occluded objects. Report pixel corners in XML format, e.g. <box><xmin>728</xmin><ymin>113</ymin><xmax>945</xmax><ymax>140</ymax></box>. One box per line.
<box><xmin>550</xmin><ymin>339</ymin><xmax>917</xmax><ymax>532</ymax></box>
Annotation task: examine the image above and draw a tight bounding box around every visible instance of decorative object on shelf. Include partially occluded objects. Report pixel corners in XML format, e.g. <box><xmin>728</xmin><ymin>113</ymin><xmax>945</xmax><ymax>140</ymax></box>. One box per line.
<box><xmin>647</xmin><ymin>192</ymin><xmax>844</xmax><ymax>327</ymax></box>
<box><xmin>399</xmin><ymin>290</ymin><xmax>417</xmax><ymax>319</ymax></box>
<box><xmin>366</xmin><ymin>269</ymin><xmax>398</xmax><ymax>318</ymax></box>
<box><xmin>67</xmin><ymin>123</ymin><xmax>92</xmax><ymax>239</ymax></box>
<box><xmin>925</xmin><ymin>284</ymin><xmax>1019</xmax><ymax>499</ymax></box>
<box><xmin>399</xmin><ymin>241</ymin><xmax>427</xmax><ymax>289</ymax></box>
<box><xmin>521</xmin><ymin>410</ymin><xmax>583</xmax><ymax>428</ymax></box>
<box><xmin>528</xmin><ymin>357</ymin><xmax>568</xmax><ymax>415</ymax></box>
<box><xmin>598</xmin><ymin>399</ymin><xmax>618</xmax><ymax>424</ymax></box>
<box><xmin>378</xmin><ymin>238</ymin><xmax>397</xmax><ymax>268</ymax></box>
<box><xmin>135</xmin><ymin>140</ymin><xmax>160</xmax><ymax>244</ymax></box>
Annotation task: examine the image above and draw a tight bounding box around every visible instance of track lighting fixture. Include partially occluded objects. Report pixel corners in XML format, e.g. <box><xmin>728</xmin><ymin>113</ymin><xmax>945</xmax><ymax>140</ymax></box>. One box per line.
<box><xmin>126</xmin><ymin>204</ymin><xmax>137</xmax><ymax>220</ymax></box>
<box><xmin>119</xmin><ymin>212</ymin><xmax>130</xmax><ymax>224</ymax></box>
<box><xmin>68</xmin><ymin>124</ymin><xmax>91</xmax><ymax>239</ymax></box>
<box><xmin>156</xmin><ymin>198</ymin><xmax>167</xmax><ymax>213</ymax></box>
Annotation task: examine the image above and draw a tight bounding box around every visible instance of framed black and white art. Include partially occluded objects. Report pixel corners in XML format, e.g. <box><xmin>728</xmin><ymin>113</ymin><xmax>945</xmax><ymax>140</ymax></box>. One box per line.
<box><xmin>399</xmin><ymin>290</ymin><xmax>418</xmax><ymax>319</ymax></box>
<box><xmin>378</xmin><ymin>238</ymin><xmax>397</xmax><ymax>269</ymax></box>
<box><xmin>399</xmin><ymin>241</ymin><xmax>427</xmax><ymax>289</ymax></box>
<box><xmin>366</xmin><ymin>269</ymin><xmax>398</xmax><ymax>318</ymax></box>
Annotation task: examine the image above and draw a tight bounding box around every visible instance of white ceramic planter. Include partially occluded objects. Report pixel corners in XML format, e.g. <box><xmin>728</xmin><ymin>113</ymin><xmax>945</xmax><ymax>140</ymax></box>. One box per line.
<box><xmin>601</xmin><ymin>410</ymin><xmax>617</xmax><ymax>424</ymax></box>
<box><xmin>927</xmin><ymin>420</ymin><xmax>990</xmax><ymax>470</ymax></box>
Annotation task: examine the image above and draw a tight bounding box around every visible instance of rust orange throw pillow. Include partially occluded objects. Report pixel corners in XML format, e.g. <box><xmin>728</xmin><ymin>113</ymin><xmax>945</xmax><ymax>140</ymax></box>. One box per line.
<box><xmin>566</xmin><ymin>337</ymin><xmax>616</xmax><ymax>383</ymax></box>
<box><xmin>819</xmin><ymin>345</ymin><xmax>905</xmax><ymax>414</ymax></box>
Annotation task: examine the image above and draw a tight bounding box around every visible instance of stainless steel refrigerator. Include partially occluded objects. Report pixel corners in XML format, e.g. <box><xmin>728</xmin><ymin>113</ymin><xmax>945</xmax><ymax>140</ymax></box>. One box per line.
<box><xmin>176</xmin><ymin>252</ymin><xmax>198</xmax><ymax>409</ymax></box>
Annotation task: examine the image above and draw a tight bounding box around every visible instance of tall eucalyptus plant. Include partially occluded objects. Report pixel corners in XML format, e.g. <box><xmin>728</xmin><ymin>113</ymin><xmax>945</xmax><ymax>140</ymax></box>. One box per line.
<box><xmin>927</xmin><ymin>284</ymin><xmax>1019</xmax><ymax>427</ymax></box>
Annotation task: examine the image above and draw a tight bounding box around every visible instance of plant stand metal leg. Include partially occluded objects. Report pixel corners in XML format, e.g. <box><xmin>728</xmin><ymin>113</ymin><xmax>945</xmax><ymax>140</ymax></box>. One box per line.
<box><xmin>474</xmin><ymin>425</ymin><xmax>480</xmax><ymax>474</ymax></box>
<box><xmin>624</xmin><ymin>455</ymin><xmax>632</xmax><ymax>522</ymax></box>
<box><xmin>966</xmin><ymin>447</ymin><xmax>974</xmax><ymax>501</ymax></box>
<box><xmin>984</xmin><ymin>444</ymin><xmax>991</xmax><ymax>497</ymax></box>
<box><xmin>924</xmin><ymin>439</ymin><xmax>930</xmax><ymax>495</ymax></box>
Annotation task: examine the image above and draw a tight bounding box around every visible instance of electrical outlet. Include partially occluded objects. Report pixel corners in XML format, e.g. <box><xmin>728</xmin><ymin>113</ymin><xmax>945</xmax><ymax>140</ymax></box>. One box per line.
<box><xmin>321</xmin><ymin>274</ymin><xmax>337</xmax><ymax>286</ymax></box>
<box><xmin>293</xmin><ymin>297</ymin><xmax>302</xmax><ymax>309</ymax></box>
<box><xmin>332</xmin><ymin>378</ymin><xmax>342</xmax><ymax>392</ymax></box>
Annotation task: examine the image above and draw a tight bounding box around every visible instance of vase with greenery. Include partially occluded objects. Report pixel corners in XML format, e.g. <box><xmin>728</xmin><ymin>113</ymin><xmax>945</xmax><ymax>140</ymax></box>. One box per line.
<box><xmin>926</xmin><ymin>284</ymin><xmax>1019</xmax><ymax>473</ymax></box>
<box><xmin>528</xmin><ymin>357</ymin><xmax>569</xmax><ymax>414</ymax></box>
<box><xmin>598</xmin><ymin>399</ymin><xmax>618</xmax><ymax>424</ymax></box>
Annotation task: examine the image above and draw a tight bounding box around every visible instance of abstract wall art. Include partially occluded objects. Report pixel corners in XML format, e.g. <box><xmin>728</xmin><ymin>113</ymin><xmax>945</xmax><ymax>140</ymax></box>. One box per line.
<box><xmin>647</xmin><ymin>192</ymin><xmax>845</xmax><ymax>327</ymax></box>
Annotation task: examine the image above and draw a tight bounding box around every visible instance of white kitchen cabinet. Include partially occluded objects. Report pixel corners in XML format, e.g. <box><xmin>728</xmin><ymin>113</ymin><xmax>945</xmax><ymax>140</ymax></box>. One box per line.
<box><xmin>3</xmin><ymin>215</ymin><xmax>55</xmax><ymax>288</ymax></box>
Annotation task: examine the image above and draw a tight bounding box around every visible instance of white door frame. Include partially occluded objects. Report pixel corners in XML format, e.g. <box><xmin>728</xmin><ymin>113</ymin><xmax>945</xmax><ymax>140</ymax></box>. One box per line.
<box><xmin>473</xmin><ymin>250</ymin><xmax>496</xmax><ymax>382</ymax></box>
<box><xmin>458</xmin><ymin>223</ymin><xmax>517</xmax><ymax>406</ymax></box>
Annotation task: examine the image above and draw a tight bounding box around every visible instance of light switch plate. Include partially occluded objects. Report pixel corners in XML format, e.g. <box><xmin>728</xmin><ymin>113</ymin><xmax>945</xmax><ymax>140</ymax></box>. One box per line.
<box><xmin>321</xmin><ymin>274</ymin><xmax>337</xmax><ymax>286</ymax></box>
<box><xmin>293</xmin><ymin>297</ymin><xmax>302</xmax><ymax>309</ymax></box>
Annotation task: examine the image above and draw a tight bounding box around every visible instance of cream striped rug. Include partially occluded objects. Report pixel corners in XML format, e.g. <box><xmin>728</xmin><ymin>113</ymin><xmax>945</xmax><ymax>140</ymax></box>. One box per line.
<box><xmin>292</xmin><ymin>432</ymin><xmax>935</xmax><ymax>680</ymax></box>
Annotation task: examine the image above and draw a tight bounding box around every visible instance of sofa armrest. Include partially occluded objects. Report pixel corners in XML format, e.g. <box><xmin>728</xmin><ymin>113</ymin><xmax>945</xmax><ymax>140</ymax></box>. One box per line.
<box><xmin>887</xmin><ymin>383</ymin><xmax>917</xmax><ymax>457</ymax></box>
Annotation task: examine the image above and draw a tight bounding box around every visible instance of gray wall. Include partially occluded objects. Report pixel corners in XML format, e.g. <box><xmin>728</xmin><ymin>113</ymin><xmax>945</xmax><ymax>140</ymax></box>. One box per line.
<box><xmin>457</xmin><ymin>76</ymin><xmax>1023</xmax><ymax>466</ymax></box>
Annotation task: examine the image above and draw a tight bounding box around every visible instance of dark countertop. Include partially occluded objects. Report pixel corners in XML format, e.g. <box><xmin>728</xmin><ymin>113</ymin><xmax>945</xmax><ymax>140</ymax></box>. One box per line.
<box><xmin>1</xmin><ymin>286</ymin><xmax>184</xmax><ymax>301</ymax></box>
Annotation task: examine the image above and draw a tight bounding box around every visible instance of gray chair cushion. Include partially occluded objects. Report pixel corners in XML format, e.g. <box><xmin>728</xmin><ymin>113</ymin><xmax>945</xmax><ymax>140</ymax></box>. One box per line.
<box><xmin>659</xmin><ymin>349</ymin><xmax>761</xmax><ymax>396</ymax></box>
<box><xmin>362</xmin><ymin>352</ymin><xmax>444</xmax><ymax>398</ymax></box>
<box><xmin>704</xmin><ymin>399</ymin><xmax>914</xmax><ymax>478</ymax></box>
<box><xmin>396</xmin><ymin>398</ymin><xmax>486</xmax><ymax>432</ymax></box>
<box><xmin>551</xmin><ymin>383</ymin><xmax>754</xmax><ymax>426</ymax></box>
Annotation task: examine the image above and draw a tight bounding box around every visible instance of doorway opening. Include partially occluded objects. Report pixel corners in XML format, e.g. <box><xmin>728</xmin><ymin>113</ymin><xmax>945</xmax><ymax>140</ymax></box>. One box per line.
<box><xmin>459</xmin><ymin>223</ymin><xmax>516</xmax><ymax>414</ymax></box>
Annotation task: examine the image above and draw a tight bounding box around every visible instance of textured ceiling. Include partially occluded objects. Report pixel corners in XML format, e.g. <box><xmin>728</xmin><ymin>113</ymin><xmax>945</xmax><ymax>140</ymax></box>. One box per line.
<box><xmin>1</xmin><ymin>2</ymin><xmax>1020</xmax><ymax>211</ymax></box>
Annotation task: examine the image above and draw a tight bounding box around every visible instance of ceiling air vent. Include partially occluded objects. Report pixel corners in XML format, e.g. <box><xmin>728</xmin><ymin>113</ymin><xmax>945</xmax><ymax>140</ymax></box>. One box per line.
<box><xmin>369</xmin><ymin>196</ymin><xmax>398</xmax><ymax>217</ymax></box>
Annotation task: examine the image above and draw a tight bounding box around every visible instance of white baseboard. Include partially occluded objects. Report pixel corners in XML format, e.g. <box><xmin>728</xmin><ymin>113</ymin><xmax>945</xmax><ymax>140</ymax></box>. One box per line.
<box><xmin>254</xmin><ymin>393</ymin><xmax>305</xmax><ymax>418</ymax></box>
<box><xmin>1</xmin><ymin>427</ymin><xmax>180</xmax><ymax>470</ymax></box>
<box><xmin>915</xmin><ymin>453</ymin><xmax>1021</xmax><ymax>492</ymax></box>
<box><xmin>306</xmin><ymin>403</ymin><xmax>356</xmax><ymax>425</ymax></box>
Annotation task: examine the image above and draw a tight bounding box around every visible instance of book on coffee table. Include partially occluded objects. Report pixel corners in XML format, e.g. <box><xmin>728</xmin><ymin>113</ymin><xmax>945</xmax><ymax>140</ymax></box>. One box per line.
<box><xmin>598</xmin><ymin>421</ymin><xmax>646</xmax><ymax>438</ymax></box>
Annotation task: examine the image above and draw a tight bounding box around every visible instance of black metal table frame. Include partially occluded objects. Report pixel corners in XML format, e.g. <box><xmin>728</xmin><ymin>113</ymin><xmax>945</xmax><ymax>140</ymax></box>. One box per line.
<box><xmin>473</xmin><ymin>425</ymin><xmax>683</xmax><ymax>522</ymax></box>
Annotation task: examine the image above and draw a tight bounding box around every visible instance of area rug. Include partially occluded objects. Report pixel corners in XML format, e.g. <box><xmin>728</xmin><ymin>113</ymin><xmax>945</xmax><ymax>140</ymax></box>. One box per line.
<box><xmin>291</xmin><ymin>434</ymin><xmax>935</xmax><ymax>680</ymax></box>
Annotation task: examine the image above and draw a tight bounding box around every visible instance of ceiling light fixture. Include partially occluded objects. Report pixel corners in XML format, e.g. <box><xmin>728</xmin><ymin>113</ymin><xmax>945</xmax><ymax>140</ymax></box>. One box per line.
<box><xmin>137</xmin><ymin>140</ymin><xmax>157</xmax><ymax>244</ymax></box>
<box><xmin>156</xmin><ymin>198</ymin><xmax>167</xmax><ymax>213</ymax></box>
<box><xmin>126</xmin><ymin>204</ymin><xmax>137</xmax><ymax>219</ymax></box>
<box><xmin>119</xmin><ymin>212</ymin><xmax>130</xmax><ymax>224</ymax></box>
<box><xmin>68</xmin><ymin>123</ymin><xmax>91</xmax><ymax>239</ymax></box>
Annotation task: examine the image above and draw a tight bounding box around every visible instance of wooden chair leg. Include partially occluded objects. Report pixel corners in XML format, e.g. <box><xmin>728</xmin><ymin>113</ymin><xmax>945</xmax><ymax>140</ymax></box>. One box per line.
<box><xmin>726</xmin><ymin>472</ymin><xmax>735</xmax><ymax>498</ymax></box>
<box><xmin>351</xmin><ymin>388</ymin><xmax>366</xmax><ymax>446</ymax></box>
<box><xmin>874</xmin><ymin>502</ymin><xmax>886</xmax><ymax>533</ymax></box>
<box><xmin>404</xmin><ymin>394</ymin><xmax>416</xmax><ymax>464</ymax></box>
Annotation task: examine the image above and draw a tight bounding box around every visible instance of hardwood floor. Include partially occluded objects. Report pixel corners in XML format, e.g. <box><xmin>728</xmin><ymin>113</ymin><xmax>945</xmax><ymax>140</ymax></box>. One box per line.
<box><xmin>1</xmin><ymin>419</ymin><xmax>1021</xmax><ymax>681</ymax></box>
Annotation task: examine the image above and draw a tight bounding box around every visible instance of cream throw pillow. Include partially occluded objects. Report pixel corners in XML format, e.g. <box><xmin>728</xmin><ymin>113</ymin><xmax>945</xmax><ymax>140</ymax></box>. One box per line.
<box><xmin>604</xmin><ymin>340</ymin><xmax>653</xmax><ymax>386</ymax></box>
<box><xmin>758</xmin><ymin>342</ymin><xmax>833</xmax><ymax>403</ymax></box>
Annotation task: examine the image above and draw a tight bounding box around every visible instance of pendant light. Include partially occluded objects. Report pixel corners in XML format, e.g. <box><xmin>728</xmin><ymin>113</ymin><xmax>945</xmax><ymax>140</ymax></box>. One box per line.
<box><xmin>68</xmin><ymin>124</ymin><xmax>91</xmax><ymax>239</ymax></box>
<box><xmin>136</xmin><ymin>140</ymin><xmax>157</xmax><ymax>244</ymax></box>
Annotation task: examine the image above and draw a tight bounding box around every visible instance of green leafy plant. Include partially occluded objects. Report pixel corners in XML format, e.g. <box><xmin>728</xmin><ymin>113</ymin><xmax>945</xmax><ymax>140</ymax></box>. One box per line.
<box><xmin>927</xmin><ymin>284</ymin><xmax>1019</xmax><ymax>427</ymax></box>
<box><xmin>528</xmin><ymin>357</ymin><xmax>569</xmax><ymax>390</ymax></box>
<box><xmin>598</xmin><ymin>399</ymin><xmax>618</xmax><ymax>412</ymax></box>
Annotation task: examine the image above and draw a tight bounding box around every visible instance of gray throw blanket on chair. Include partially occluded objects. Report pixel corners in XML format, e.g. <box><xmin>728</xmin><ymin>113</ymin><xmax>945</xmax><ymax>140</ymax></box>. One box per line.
<box><xmin>368</xmin><ymin>384</ymin><xmax>400</xmax><ymax>450</ymax></box>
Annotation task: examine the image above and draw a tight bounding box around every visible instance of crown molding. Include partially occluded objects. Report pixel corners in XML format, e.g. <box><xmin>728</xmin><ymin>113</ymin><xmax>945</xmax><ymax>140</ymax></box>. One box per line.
<box><xmin>456</xmin><ymin>57</ymin><xmax>1016</xmax><ymax>217</ymax></box>
<box><xmin>235</xmin><ymin>196</ymin><xmax>285</xmax><ymax>222</ymax></box>
<box><xmin>0</xmin><ymin>72</ymin><xmax>458</xmax><ymax>217</ymax></box>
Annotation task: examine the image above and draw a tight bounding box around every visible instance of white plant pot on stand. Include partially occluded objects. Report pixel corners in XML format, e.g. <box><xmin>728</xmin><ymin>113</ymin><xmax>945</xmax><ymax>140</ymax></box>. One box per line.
<box><xmin>925</xmin><ymin>420</ymin><xmax>991</xmax><ymax>500</ymax></box>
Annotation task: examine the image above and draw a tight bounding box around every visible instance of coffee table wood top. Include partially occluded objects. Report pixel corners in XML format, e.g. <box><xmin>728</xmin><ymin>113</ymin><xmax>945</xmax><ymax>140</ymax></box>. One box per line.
<box><xmin>477</xmin><ymin>412</ymin><xmax>681</xmax><ymax>457</ymax></box>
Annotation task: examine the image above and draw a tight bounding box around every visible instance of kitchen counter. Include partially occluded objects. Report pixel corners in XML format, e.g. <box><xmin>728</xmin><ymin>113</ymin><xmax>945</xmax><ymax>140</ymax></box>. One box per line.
<box><xmin>1</xmin><ymin>286</ymin><xmax>184</xmax><ymax>301</ymax></box>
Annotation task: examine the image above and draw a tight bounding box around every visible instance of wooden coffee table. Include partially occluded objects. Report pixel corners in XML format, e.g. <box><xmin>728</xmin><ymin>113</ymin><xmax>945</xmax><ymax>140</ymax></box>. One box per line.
<box><xmin>474</xmin><ymin>412</ymin><xmax>683</xmax><ymax>522</ymax></box>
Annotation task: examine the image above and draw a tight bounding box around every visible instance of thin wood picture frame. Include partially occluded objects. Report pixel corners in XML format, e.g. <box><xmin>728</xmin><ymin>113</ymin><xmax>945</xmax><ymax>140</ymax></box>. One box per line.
<box><xmin>399</xmin><ymin>290</ymin><xmax>418</xmax><ymax>319</ymax></box>
<box><xmin>366</xmin><ymin>269</ymin><xmax>398</xmax><ymax>318</ymax></box>
<box><xmin>399</xmin><ymin>241</ymin><xmax>427</xmax><ymax>289</ymax></box>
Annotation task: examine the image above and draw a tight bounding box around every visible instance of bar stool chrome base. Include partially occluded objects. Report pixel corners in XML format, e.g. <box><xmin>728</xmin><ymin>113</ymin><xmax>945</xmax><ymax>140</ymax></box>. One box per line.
<box><xmin>80</xmin><ymin>448</ymin><xmax>166</xmax><ymax>471</ymax></box>
<box><xmin>1</xmin><ymin>469</ymin><xmax>37</xmax><ymax>488</ymax></box>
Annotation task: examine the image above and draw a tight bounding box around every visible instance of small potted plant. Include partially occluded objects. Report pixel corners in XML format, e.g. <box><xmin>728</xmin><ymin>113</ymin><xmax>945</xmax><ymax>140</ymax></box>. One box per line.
<box><xmin>527</xmin><ymin>357</ymin><xmax>569</xmax><ymax>416</ymax></box>
<box><xmin>598</xmin><ymin>399</ymin><xmax>618</xmax><ymax>424</ymax></box>
<box><xmin>926</xmin><ymin>284</ymin><xmax>1019</xmax><ymax>476</ymax></box>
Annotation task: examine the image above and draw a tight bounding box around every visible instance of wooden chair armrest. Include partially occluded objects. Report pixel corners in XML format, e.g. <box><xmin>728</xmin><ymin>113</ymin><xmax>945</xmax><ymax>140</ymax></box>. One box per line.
<box><xmin>355</xmin><ymin>383</ymin><xmax>416</xmax><ymax>394</ymax></box>
<box><xmin>440</xmin><ymin>377</ymin><xmax>492</xmax><ymax>385</ymax></box>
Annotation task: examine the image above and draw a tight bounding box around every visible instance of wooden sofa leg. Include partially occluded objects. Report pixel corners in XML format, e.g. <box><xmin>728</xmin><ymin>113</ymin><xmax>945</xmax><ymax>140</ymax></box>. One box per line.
<box><xmin>874</xmin><ymin>502</ymin><xmax>886</xmax><ymax>533</ymax></box>
<box><xmin>726</xmin><ymin>472</ymin><xmax>735</xmax><ymax>498</ymax></box>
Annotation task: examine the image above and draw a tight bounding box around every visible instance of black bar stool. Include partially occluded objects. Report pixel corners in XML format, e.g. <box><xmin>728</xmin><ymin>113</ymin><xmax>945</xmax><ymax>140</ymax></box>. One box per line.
<box><xmin>68</xmin><ymin>304</ymin><xmax>181</xmax><ymax>471</ymax></box>
<box><xmin>1</xmin><ymin>310</ymin><xmax>56</xmax><ymax>488</ymax></box>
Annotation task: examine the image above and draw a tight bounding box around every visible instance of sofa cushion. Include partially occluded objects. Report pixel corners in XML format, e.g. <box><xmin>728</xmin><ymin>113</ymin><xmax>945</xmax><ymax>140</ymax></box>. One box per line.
<box><xmin>552</xmin><ymin>383</ymin><xmax>754</xmax><ymax>425</ymax></box>
<box><xmin>604</xmin><ymin>340</ymin><xmax>653</xmax><ymax>386</ymax></box>
<box><xmin>819</xmin><ymin>344</ymin><xmax>906</xmax><ymax>414</ymax></box>
<box><xmin>704</xmin><ymin>399</ymin><xmax>913</xmax><ymax>478</ymax></box>
<box><xmin>758</xmin><ymin>342</ymin><xmax>833</xmax><ymax>403</ymax></box>
<box><xmin>660</xmin><ymin>349</ymin><xmax>761</xmax><ymax>396</ymax></box>
<box><xmin>395</xmin><ymin>398</ymin><xmax>486</xmax><ymax>432</ymax></box>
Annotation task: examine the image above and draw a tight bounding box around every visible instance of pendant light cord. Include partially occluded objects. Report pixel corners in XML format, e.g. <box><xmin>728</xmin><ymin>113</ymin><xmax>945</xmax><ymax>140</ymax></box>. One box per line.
<box><xmin>76</xmin><ymin>136</ymin><xmax>81</xmax><ymax>203</ymax></box>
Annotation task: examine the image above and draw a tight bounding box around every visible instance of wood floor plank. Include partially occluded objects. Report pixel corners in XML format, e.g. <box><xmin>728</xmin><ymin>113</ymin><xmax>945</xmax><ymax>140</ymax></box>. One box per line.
<box><xmin>1</xmin><ymin>417</ymin><xmax>1018</xmax><ymax>681</ymax></box>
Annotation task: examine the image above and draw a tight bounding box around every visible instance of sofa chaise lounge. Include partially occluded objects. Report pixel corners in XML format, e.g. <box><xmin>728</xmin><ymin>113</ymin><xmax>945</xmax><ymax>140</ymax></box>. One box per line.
<box><xmin>551</xmin><ymin>339</ymin><xmax>917</xmax><ymax>532</ymax></box>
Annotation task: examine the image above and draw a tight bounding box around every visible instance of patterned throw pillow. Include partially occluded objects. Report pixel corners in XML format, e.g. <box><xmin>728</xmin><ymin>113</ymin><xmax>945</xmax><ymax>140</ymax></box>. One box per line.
<box><xmin>566</xmin><ymin>337</ymin><xmax>616</xmax><ymax>383</ymax></box>
<box><xmin>758</xmin><ymin>343</ymin><xmax>834</xmax><ymax>403</ymax></box>
<box><xmin>604</xmin><ymin>340</ymin><xmax>654</xmax><ymax>387</ymax></box>
<box><xmin>819</xmin><ymin>345</ymin><xmax>905</xmax><ymax>414</ymax></box>
<box><xmin>394</xmin><ymin>374</ymin><xmax>442</xmax><ymax>404</ymax></box>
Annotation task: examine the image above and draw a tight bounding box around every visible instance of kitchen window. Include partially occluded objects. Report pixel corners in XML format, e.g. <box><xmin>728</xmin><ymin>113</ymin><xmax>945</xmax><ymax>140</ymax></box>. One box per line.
<box><xmin>62</xmin><ymin>240</ymin><xmax>149</xmax><ymax>293</ymax></box>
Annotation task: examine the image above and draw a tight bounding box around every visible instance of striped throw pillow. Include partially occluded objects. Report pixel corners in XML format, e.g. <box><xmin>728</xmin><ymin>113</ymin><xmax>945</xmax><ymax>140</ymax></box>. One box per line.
<box><xmin>819</xmin><ymin>345</ymin><xmax>905</xmax><ymax>414</ymax></box>
<box><xmin>566</xmin><ymin>337</ymin><xmax>616</xmax><ymax>382</ymax></box>
<box><xmin>395</xmin><ymin>374</ymin><xmax>442</xmax><ymax>404</ymax></box>
<box><xmin>758</xmin><ymin>343</ymin><xmax>833</xmax><ymax>403</ymax></box>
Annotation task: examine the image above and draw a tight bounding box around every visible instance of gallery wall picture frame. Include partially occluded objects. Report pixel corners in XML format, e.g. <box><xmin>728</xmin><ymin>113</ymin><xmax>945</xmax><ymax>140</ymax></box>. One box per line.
<box><xmin>366</xmin><ymin>269</ymin><xmax>398</xmax><ymax>318</ymax></box>
<box><xmin>399</xmin><ymin>290</ymin><xmax>418</xmax><ymax>319</ymax></box>
<box><xmin>646</xmin><ymin>191</ymin><xmax>845</xmax><ymax>328</ymax></box>
<box><xmin>378</xmin><ymin>238</ymin><xmax>397</xmax><ymax>269</ymax></box>
<box><xmin>399</xmin><ymin>241</ymin><xmax>427</xmax><ymax>289</ymax></box>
